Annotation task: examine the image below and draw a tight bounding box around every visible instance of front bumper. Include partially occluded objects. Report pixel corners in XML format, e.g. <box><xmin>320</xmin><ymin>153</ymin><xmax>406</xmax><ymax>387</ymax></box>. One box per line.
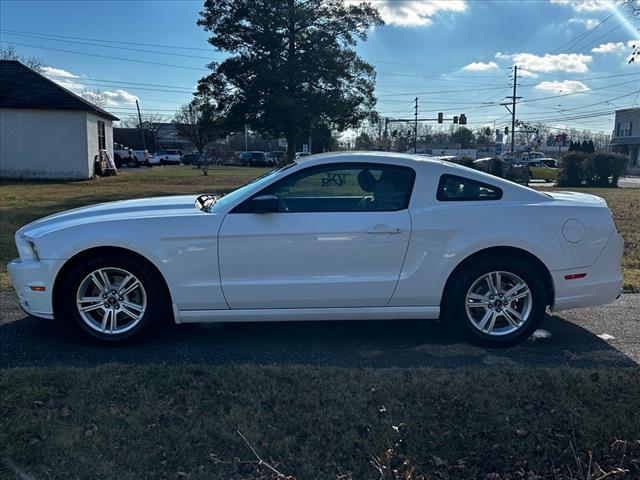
<box><xmin>551</xmin><ymin>231</ymin><xmax>624</xmax><ymax>312</ymax></box>
<box><xmin>6</xmin><ymin>258</ymin><xmax>61</xmax><ymax>319</ymax></box>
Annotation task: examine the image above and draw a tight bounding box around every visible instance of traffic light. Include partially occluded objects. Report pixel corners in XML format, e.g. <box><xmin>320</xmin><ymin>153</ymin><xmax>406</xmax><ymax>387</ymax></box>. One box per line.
<box><xmin>459</xmin><ymin>114</ymin><xmax>467</xmax><ymax>125</ymax></box>
<box><xmin>437</xmin><ymin>112</ymin><xmax>443</xmax><ymax>123</ymax></box>
<box><xmin>504</xmin><ymin>126</ymin><xmax>509</xmax><ymax>135</ymax></box>
<box><xmin>453</xmin><ymin>116</ymin><xmax>459</xmax><ymax>124</ymax></box>
<box><xmin>484</xmin><ymin>127</ymin><xmax>491</xmax><ymax>136</ymax></box>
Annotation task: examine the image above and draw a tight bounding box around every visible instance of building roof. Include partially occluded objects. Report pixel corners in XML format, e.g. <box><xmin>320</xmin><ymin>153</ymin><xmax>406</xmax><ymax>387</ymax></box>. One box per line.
<box><xmin>614</xmin><ymin>107</ymin><xmax>640</xmax><ymax>115</ymax></box>
<box><xmin>0</xmin><ymin>60</ymin><xmax>118</xmax><ymax>121</ymax></box>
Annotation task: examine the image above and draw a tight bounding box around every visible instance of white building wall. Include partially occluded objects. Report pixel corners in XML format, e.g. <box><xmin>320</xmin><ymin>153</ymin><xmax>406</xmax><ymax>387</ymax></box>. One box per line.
<box><xmin>0</xmin><ymin>108</ymin><xmax>90</xmax><ymax>179</ymax></box>
<box><xmin>85</xmin><ymin>112</ymin><xmax>114</xmax><ymax>176</ymax></box>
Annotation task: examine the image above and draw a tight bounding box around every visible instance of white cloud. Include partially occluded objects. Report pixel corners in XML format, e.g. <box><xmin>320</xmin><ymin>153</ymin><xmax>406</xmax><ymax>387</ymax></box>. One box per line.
<box><xmin>568</xmin><ymin>17</ymin><xmax>599</xmax><ymax>28</ymax></box>
<box><xmin>42</xmin><ymin>66</ymin><xmax>85</xmax><ymax>91</ymax></box>
<box><xmin>535</xmin><ymin>80</ymin><xmax>590</xmax><ymax>93</ymax></box>
<box><xmin>461</xmin><ymin>61</ymin><xmax>498</xmax><ymax>71</ymax></box>
<box><xmin>42</xmin><ymin>66</ymin><xmax>79</xmax><ymax>79</ymax></box>
<box><xmin>362</xmin><ymin>0</ymin><xmax>467</xmax><ymax>27</ymax></box>
<box><xmin>42</xmin><ymin>65</ymin><xmax>138</xmax><ymax>108</ymax></box>
<box><xmin>497</xmin><ymin>52</ymin><xmax>592</xmax><ymax>73</ymax></box>
<box><xmin>549</xmin><ymin>0</ymin><xmax>613</xmax><ymax>12</ymax></box>
<box><xmin>102</xmin><ymin>89</ymin><xmax>139</xmax><ymax>106</ymax></box>
<box><xmin>517</xmin><ymin>69</ymin><xmax>537</xmax><ymax>77</ymax></box>
<box><xmin>591</xmin><ymin>41</ymin><xmax>626</xmax><ymax>53</ymax></box>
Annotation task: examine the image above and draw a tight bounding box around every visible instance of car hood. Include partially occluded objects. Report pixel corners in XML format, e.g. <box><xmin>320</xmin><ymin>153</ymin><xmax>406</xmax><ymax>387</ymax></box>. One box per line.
<box><xmin>20</xmin><ymin>195</ymin><xmax>206</xmax><ymax>239</ymax></box>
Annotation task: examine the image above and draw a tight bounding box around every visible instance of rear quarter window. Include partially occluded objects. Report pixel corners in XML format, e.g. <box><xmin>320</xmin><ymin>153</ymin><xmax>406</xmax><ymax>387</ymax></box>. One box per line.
<box><xmin>437</xmin><ymin>174</ymin><xmax>503</xmax><ymax>201</ymax></box>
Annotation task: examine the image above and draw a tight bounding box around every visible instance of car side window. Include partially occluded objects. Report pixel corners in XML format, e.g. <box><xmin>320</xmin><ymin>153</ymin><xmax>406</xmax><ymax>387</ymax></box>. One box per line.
<box><xmin>245</xmin><ymin>163</ymin><xmax>415</xmax><ymax>213</ymax></box>
<box><xmin>437</xmin><ymin>174</ymin><xmax>502</xmax><ymax>201</ymax></box>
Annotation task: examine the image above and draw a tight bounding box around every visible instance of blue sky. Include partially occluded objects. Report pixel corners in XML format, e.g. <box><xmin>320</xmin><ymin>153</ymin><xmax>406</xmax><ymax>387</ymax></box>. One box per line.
<box><xmin>1</xmin><ymin>0</ymin><xmax>638</xmax><ymax>135</ymax></box>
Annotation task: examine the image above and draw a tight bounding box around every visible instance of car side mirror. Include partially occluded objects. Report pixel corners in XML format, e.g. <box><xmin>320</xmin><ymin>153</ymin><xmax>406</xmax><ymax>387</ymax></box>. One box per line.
<box><xmin>250</xmin><ymin>194</ymin><xmax>279</xmax><ymax>213</ymax></box>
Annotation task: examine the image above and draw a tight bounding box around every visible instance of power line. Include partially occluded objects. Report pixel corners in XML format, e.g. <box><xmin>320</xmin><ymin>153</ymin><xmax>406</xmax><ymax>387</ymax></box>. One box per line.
<box><xmin>0</xmin><ymin>28</ymin><xmax>215</xmax><ymax>52</ymax></box>
<box><xmin>0</xmin><ymin>41</ymin><xmax>208</xmax><ymax>71</ymax></box>
<box><xmin>550</xmin><ymin>14</ymin><xmax>613</xmax><ymax>54</ymax></box>
<box><xmin>0</xmin><ymin>30</ymin><xmax>221</xmax><ymax>61</ymax></box>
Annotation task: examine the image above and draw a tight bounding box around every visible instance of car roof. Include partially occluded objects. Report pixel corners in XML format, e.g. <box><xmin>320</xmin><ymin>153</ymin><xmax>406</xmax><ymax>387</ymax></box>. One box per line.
<box><xmin>296</xmin><ymin>151</ymin><xmax>550</xmax><ymax>201</ymax></box>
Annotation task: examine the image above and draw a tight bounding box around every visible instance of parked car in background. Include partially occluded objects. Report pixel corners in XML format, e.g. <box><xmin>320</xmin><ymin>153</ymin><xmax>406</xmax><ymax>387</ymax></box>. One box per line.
<box><xmin>472</xmin><ymin>157</ymin><xmax>495</xmax><ymax>173</ymax></box>
<box><xmin>9</xmin><ymin>152</ymin><xmax>623</xmax><ymax>347</ymax></box>
<box><xmin>519</xmin><ymin>152</ymin><xmax>547</xmax><ymax>162</ymax></box>
<box><xmin>150</xmin><ymin>149</ymin><xmax>182</xmax><ymax>166</ymax></box>
<box><xmin>233</xmin><ymin>151</ymin><xmax>274</xmax><ymax>167</ymax></box>
<box><xmin>131</xmin><ymin>150</ymin><xmax>150</xmax><ymax>167</ymax></box>
<box><xmin>267</xmin><ymin>151</ymin><xmax>286</xmax><ymax>165</ymax></box>
<box><xmin>113</xmin><ymin>144</ymin><xmax>134</xmax><ymax>168</ymax></box>
<box><xmin>232</xmin><ymin>151</ymin><xmax>253</xmax><ymax>166</ymax></box>
<box><xmin>539</xmin><ymin>158</ymin><xmax>558</xmax><ymax>168</ymax></box>
<box><xmin>248</xmin><ymin>151</ymin><xmax>271</xmax><ymax>167</ymax></box>
<box><xmin>526</xmin><ymin>161</ymin><xmax>558</xmax><ymax>182</ymax></box>
<box><xmin>181</xmin><ymin>153</ymin><xmax>204</xmax><ymax>166</ymax></box>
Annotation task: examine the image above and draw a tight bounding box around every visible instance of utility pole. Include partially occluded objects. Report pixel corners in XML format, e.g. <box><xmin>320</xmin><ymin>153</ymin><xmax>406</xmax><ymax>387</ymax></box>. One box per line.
<box><xmin>501</xmin><ymin>65</ymin><xmax>521</xmax><ymax>158</ymax></box>
<box><xmin>135</xmin><ymin>100</ymin><xmax>147</xmax><ymax>151</ymax></box>
<box><xmin>511</xmin><ymin>65</ymin><xmax>517</xmax><ymax>156</ymax></box>
<box><xmin>413</xmin><ymin>97</ymin><xmax>418</xmax><ymax>154</ymax></box>
<box><xmin>244</xmin><ymin>123</ymin><xmax>248</xmax><ymax>152</ymax></box>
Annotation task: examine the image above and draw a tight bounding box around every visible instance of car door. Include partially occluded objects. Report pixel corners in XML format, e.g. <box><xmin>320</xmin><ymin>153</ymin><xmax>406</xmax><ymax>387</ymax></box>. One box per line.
<box><xmin>217</xmin><ymin>163</ymin><xmax>415</xmax><ymax>309</ymax></box>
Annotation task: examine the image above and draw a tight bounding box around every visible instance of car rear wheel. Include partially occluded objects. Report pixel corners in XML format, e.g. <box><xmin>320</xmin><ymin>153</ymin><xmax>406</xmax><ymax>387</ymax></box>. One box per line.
<box><xmin>59</xmin><ymin>253</ymin><xmax>168</xmax><ymax>343</ymax></box>
<box><xmin>444</xmin><ymin>257</ymin><xmax>546</xmax><ymax>347</ymax></box>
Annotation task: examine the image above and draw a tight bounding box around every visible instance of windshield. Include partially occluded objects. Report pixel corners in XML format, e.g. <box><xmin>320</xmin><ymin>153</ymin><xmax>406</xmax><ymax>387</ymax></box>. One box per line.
<box><xmin>212</xmin><ymin>163</ymin><xmax>297</xmax><ymax>211</ymax></box>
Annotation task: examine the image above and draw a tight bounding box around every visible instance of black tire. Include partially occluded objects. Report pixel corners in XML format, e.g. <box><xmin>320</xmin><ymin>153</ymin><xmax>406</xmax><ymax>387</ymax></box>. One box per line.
<box><xmin>58</xmin><ymin>252</ymin><xmax>170</xmax><ymax>344</ymax></box>
<box><xmin>443</xmin><ymin>255</ymin><xmax>547</xmax><ymax>347</ymax></box>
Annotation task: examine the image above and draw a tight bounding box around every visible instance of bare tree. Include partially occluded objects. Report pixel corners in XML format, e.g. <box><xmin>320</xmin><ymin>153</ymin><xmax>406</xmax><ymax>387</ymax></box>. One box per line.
<box><xmin>80</xmin><ymin>89</ymin><xmax>107</xmax><ymax>108</ymax></box>
<box><xmin>173</xmin><ymin>101</ymin><xmax>222</xmax><ymax>153</ymax></box>
<box><xmin>0</xmin><ymin>45</ymin><xmax>45</xmax><ymax>72</ymax></box>
<box><xmin>117</xmin><ymin>112</ymin><xmax>164</xmax><ymax>129</ymax></box>
<box><xmin>622</xmin><ymin>0</ymin><xmax>639</xmax><ymax>63</ymax></box>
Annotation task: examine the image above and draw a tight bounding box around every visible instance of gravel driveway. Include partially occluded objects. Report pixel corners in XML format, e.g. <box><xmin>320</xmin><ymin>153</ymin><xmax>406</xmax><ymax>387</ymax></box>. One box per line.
<box><xmin>1</xmin><ymin>290</ymin><xmax>638</xmax><ymax>369</ymax></box>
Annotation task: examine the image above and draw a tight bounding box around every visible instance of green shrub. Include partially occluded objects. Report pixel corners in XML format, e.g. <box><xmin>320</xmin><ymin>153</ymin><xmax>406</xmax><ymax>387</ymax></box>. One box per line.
<box><xmin>584</xmin><ymin>153</ymin><xmax>628</xmax><ymax>187</ymax></box>
<box><xmin>557</xmin><ymin>152</ymin><xmax>588</xmax><ymax>187</ymax></box>
<box><xmin>558</xmin><ymin>152</ymin><xmax>628</xmax><ymax>187</ymax></box>
<box><xmin>458</xmin><ymin>156</ymin><xmax>475</xmax><ymax>168</ymax></box>
<box><xmin>487</xmin><ymin>157</ymin><xmax>503</xmax><ymax>177</ymax></box>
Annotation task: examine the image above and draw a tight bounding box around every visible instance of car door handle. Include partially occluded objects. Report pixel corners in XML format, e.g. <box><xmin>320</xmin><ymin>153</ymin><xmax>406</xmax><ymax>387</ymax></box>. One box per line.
<box><xmin>365</xmin><ymin>225</ymin><xmax>402</xmax><ymax>234</ymax></box>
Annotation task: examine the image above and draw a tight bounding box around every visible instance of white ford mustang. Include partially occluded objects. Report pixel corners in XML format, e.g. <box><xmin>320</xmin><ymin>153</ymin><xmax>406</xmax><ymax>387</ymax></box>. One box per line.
<box><xmin>8</xmin><ymin>152</ymin><xmax>623</xmax><ymax>346</ymax></box>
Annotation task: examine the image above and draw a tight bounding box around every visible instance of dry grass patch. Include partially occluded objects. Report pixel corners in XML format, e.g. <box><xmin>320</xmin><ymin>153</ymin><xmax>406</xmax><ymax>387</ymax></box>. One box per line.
<box><xmin>1</xmin><ymin>365</ymin><xmax>639</xmax><ymax>479</ymax></box>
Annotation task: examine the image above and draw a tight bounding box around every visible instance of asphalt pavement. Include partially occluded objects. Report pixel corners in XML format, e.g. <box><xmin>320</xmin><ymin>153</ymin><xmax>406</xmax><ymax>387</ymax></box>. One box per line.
<box><xmin>1</xmin><ymin>291</ymin><xmax>638</xmax><ymax>369</ymax></box>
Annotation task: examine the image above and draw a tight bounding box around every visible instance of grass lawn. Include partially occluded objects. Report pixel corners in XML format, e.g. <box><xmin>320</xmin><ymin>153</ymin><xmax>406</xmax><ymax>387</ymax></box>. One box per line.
<box><xmin>1</xmin><ymin>365</ymin><xmax>639</xmax><ymax>479</ymax></box>
<box><xmin>1</xmin><ymin>166</ymin><xmax>638</xmax><ymax>289</ymax></box>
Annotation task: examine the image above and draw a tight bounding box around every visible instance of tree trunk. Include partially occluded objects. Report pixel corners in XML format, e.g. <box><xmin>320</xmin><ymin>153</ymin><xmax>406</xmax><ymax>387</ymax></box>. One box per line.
<box><xmin>286</xmin><ymin>133</ymin><xmax>296</xmax><ymax>162</ymax></box>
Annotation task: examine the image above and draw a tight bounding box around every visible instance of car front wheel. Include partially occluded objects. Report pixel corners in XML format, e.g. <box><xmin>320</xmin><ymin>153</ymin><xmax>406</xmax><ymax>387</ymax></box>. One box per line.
<box><xmin>444</xmin><ymin>257</ymin><xmax>546</xmax><ymax>347</ymax></box>
<box><xmin>59</xmin><ymin>253</ymin><xmax>168</xmax><ymax>343</ymax></box>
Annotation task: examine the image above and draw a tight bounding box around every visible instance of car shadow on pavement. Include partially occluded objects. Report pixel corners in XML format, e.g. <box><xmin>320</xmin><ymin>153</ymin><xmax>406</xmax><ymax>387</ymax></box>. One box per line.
<box><xmin>1</xmin><ymin>311</ymin><xmax>636</xmax><ymax>369</ymax></box>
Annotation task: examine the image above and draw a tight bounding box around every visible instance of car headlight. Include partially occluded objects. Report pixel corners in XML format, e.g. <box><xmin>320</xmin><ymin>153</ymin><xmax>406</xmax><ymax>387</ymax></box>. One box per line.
<box><xmin>16</xmin><ymin>234</ymin><xmax>39</xmax><ymax>262</ymax></box>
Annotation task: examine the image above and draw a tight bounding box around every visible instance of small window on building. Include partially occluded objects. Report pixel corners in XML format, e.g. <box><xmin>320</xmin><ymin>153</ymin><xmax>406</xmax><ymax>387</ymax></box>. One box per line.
<box><xmin>437</xmin><ymin>174</ymin><xmax>503</xmax><ymax>201</ymax></box>
<box><xmin>97</xmin><ymin>121</ymin><xmax>106</xmax><ymax>150</ymax></box>
<box><xmin>619</xmin><ymin>122</ymin><xmax>632</xmax><ymax>137</ymax></box>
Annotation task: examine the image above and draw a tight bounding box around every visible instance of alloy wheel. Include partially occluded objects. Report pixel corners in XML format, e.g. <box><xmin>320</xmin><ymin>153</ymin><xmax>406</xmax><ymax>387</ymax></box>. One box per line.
<box><xmin>76</xmin><ymin>267</ymin><xmax>147</xmax><ymax>335</ymax></box>
<box><xmin>464</xmin><ymin>270</ymin><xmax>532</xmax><ymax>336</ymax></box>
